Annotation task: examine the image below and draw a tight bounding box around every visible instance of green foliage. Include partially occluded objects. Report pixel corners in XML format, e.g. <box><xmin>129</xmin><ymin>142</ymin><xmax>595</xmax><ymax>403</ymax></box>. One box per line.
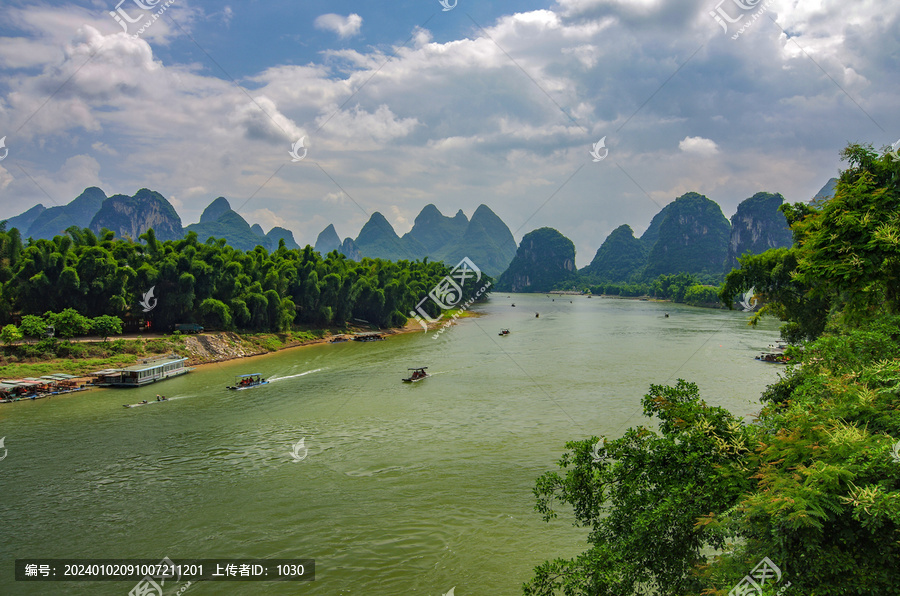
<box><xmin>533</xmin><ymin>144</ymin><xmax>900</xmax><ymax>595</ymax></box>
<box><xmin>644</xmin><ymin>192</ymin><xmax>731</xmax><ymax>278</ymax></box>
<box><xmin>791</xmin><ymin>144</ymin><xmax>900</xmax><ymax>318</ymax></box>
<box><xmin>46</xmin><ymin>308</ymin><xmax>91</xmax><ymax>339</ymax></box>
<box><xmin>0</xmin><ymin>225</ymin><xmax>491</xmax><ymax>334</ymax></box>
<box><xmin>18</xmin><ymin>315</ymin><xmax>46</xmax><ymax>339</ymax></box>
<box><xmin>496</xmin><ymin>227</ymin><xmax>577</xmax><ymax>292</ymax></box>
<box><xmin>528</xmin><ymin>381</ymin><xmax>752</xmax><ymax>595</ymax></box>
<box><xmin>0</xmin><ymin>323</ymin><xmax>22</xmax><ymax>345</ymax></box>
<box><xmin>580</xmin><ymin>224</ymin><xmax>647</xmax><ymax>283</ymax></box>
<box><xmin>721</xmin><ymin>143</ymin><xmax>900</xmax><ymax>342</ymax></box>
<box><xmin>91</xmin><ymin>315</ymin><xmax>123</xmax><ymax>341</ymax></box>
<box><xmin>724</xmin><ymin>192</ymin><xmax>792</xmax><ymax>270</ymax></box>
<box><xmin>683</xmin><ymin>284</ymin><xmax>719</xmax><ymax>306</ymax></box>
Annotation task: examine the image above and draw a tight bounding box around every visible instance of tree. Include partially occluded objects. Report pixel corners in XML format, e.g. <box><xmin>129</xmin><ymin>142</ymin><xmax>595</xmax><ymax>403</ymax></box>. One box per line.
<box><xmin>19</xmin><ymin>314</ymin><xmax>47</xmax><ymax>340</ymax></box>
<box><xmin>199</xmin><ymin>298</ymin><xmax>232</xmax><ymax>330</ymax></box>
<box><xmin>789</xmin><ymin>144</ymin><xmax>900</xmax><ymax>320</ymax></box>
<box><xmin>91</xmin><ymin>315</ymin><xmax>123</xmax><ymax>341</ymax></box>
<box><xmin>47</xmin><ymin>308</ymin><xmax>91</xmax><ymax>340</ymax></box>
<box><xmin>0</xmin><ymin>324</ymin><xmax>21</xmax><ymax>345</ymax></box>
<box><xmin>528</xmin><ymin>380</ymin><xmax>751</xmax><ymax>596</ymax></box>
<box><xmin>683</xmin><ymin>284</ymin><xmax>718</xmax><ymax>306</ymax></box>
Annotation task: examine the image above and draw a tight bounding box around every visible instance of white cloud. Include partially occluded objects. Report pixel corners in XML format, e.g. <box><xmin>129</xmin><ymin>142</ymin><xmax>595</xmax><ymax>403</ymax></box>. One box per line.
<box><xmin>0</xmin><ymin>1</ymin><xmax>897</xmax><ymax>256</ymax></box>
<box><xmin>678</xmin><ymin>136</ymin><xmax>719</xmax><ymax>155</ymax></box>
<box><xmin>314</xmin><ymin>13</ymin><xmax>363</xmax><ymax>39</ymax></box>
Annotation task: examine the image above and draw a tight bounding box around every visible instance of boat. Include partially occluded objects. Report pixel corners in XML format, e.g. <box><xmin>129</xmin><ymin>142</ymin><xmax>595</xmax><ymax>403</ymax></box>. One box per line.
<box><xmin>535</xmin><ymin>312</ymin><xmax>539</xmax><ymax>318</ymax></box>
<box><xmin>227</xmin><ymin>374</ymin><xmax>269</xmax><ymax>390</ymax></box>
<box><xmin>123</xmin><ymin>395</ymin><xmax>168</xmax><ymax>408</ymax></box>
<box><xmin>756</xmin><ymin>352</ymin><xmax>790</xmax><ymax>364</ymax></box>
<box><xmin>499</xmin><ymin>329</ymin><xmax>510</xmax><ymax>336</ymax></box>
<box><xmin>330</xmin><ymin>336</ymin><xmax>349</xmax><ymax>343</ymax></box>
<box><xmin>402</xmin><ymin>367</ymin><xmax>429</xmax><ymax>383</ymax></box>
<box><xmin>91</xmin><ymin>354</ymin><xmax>190</xmax><ymax>387</ymax></box>
<box><xmin>511</xmin><ymin>303</ymin><xmax>516</xmax><ymax>307</ymax></box>
<box><xmin>353</xmin><ymin>332</ymin><xmax>385</xmax><ymax>342</ymax></box>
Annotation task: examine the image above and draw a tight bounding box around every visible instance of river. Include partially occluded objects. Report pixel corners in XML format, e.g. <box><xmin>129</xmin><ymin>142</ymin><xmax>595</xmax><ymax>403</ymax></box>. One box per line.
<box><xmin>0</xmin><ymin>294</ymin><xmax>784</xmax><ymax>595</ymax></box>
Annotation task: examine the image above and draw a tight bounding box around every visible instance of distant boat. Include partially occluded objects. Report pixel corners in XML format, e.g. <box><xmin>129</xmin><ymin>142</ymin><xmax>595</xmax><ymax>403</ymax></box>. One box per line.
<box><xmin>756</xmin><ymin>352</ymin><xmax>790</xmax><ymax>364</ymax></box>
<box><xmin>511</xmin><ymin>303</ymin><xmax>516</xmax><ymax>307</ymax></box>
<box><xmin>402</xmin><ymin>367</ymin><xmax>429</xmax><ymax>383</ymax></box>
<box><xmin>535</xmin><ymin>312</ymin><xmax>539</xmax><ymax>318</ymax></box>
<box><xmin>664</xmin><ymin>313</ymin><xmax>669</xmax><ymax>318</ymax></box>
<box><xmin>123</xmin><ymin>396</ymin><xmax>168</xmax><ymax>408</ymax></box>
<box><xmin>499</xmin><ymin>329</ymin><xmax>510</xmax><ymax>336</ymax></box>
<box><xmin>353</xmin><ymin>332</ymin><xmax>385</xmax><ymax>342</ymax></box>
<box><xmin>227</xmin><ymin>374</ymin><xmax>268</xmax><ymax>390</ymax></box>
<box><xmin>330</xmin><ymin>336</ymin><xmax>348</xmax><ymax>343</ymax></box>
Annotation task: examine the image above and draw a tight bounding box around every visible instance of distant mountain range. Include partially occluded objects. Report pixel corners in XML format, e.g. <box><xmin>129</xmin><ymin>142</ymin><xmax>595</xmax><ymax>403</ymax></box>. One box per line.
<box><xmin>0</xmin><ymin>187</ymin><xmax>300</xmax><ymax>251</ymax></box>
<box><xmin>2</xmin><ymin>181</ymin><xmax>829</xmax><ymax>289</ymax></box>
<box><xmin>314</xmin><ymin>204</ymin><xmax>517</xmax><ymax>276</ymax></box>
<box><xmin>1</xmin><ymin>187</ymin><xmax>517</xmax><ymax>276</ymax></box>
<box><xmin>497</xmin><ymin>190</ymin><xmax>798</xmax><ymax>292</ymax></box>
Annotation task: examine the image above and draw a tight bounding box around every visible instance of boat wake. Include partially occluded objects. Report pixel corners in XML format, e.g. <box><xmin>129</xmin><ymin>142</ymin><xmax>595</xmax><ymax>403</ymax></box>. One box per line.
<box><xmin>268</xmin><ymin>368</ymin><xmax>324</xmax><ymax>383</ymax></box>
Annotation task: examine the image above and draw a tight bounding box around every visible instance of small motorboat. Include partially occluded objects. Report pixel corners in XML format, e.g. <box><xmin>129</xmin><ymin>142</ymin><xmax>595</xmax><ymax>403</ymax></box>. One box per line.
<box><xmin>511</xmin><ymin>303</ymin><xmax>516</xmax><ymax>307</ymax></box>
<box><xmin>664</xmin><ymin>312</ymin><xmax>669</xmax><ymax>318</ymax></box>
<box><xmin>402</xmin><ymin>367</ymin><xmax>429</xmax><ymax>383</ymax></box>
<box><xmin>755</xmin><ymin>352</ymin><xmax>790</xmax><ymax>364</ymax></box>
<box><xmin>535</xmin><ymin>312</ymin><xmax>539</xmax><ymax>318</ymax></box>
<box><xmin>123</xmin><ymin>397</ymin><xmax>167</xmax><ymax>408</ymax></box>
<box><xmin>227</xmin><ymin>374</ymin><xmax>269</xmax><ymax>390</ymax></box>
<box><xmin>499</xmin><ymin>329</ymin><xmax>510</xmax><ymax>336</ymax></box>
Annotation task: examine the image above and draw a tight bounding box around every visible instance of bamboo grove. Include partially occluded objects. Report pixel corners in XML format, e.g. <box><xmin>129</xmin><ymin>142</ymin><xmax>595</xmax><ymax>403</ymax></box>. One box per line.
<box><xmin>0</xmin><ymin>226</ymin><xmax>490</xmax><ymax>332</ymax></box>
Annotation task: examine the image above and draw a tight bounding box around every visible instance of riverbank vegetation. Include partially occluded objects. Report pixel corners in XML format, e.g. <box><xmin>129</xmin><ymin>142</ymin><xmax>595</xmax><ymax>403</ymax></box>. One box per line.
<box><xmin>528</xmin><ymin>144</ymin><xmax>900</xmax><ymax>594</ymax></box>
<box><xmin>586</xmin><ymin>272</ymin><xmax>722</xmax><ymax>307</ymax></box>
<box><xmin>0</xmin><ymin>228</ymin><xmax>490</xmax><ymax>334</ymax></box>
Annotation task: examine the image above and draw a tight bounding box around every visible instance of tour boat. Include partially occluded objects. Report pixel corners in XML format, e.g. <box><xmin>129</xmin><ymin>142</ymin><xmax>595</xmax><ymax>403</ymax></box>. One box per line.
<box><xmin>402</xmin><ymin>367</ymin><xmax>429</xmax><ymax>383</ymax></box>
<box><xmin>755</xmin><ymin>352</ymin><xmax>790</xmax><ymax>364</ymax></box>
<box><xmin>227</xmin><ymin>374</ymin><xmax>269</xmax><ymax>390</ymax></box>
<box><xmin>499</xmin><ymin>329</ymin><xmax>510</xmax><ymax>336</ymax></box>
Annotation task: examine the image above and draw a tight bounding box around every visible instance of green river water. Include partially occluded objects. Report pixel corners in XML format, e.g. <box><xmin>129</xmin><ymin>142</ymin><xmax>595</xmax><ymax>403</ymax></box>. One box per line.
<box><xmin>0</xmin><ymin>294</ymin><xmax>784</xmax><ymax>595</ymax></box>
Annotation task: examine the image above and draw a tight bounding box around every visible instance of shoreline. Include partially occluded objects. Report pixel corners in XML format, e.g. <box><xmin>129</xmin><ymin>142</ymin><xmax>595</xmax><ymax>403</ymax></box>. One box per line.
<box><xmin>0</xmin><ymin>315</ymin><xmax>464</xmax><ymax>404</ymax></box>
<box><xmin>184</xmin><ymin>319</ymin><xmax>435</xmax><ymax>374</ymax></box>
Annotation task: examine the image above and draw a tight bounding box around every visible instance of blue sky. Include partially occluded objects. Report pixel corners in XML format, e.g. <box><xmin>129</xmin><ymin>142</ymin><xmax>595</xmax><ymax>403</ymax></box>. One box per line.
<box><xmin>0</xmin><ymin>0</ymin><xmax>897</xmax><ymax>264</ymax></box>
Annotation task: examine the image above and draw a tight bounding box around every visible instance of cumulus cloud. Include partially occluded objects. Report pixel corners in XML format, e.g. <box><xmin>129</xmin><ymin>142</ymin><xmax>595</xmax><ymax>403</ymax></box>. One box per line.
<box><xmin>678</xmin><ymin>136</ymin><xmax>719</xmax><ymax>155</ymax></box>
<box><xmin>314</xmin><ymin>13</ymin><xmax>363</xmax><ymax>39</ymax></box>
<box><xmin>0</xmin><ymin>1</ymin><xmax>897</xmax><ymax>256</ymax></box>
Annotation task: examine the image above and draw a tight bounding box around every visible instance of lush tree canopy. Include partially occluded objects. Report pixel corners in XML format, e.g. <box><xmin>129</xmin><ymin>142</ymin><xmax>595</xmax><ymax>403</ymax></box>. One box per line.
<box><xmin>530</xmin><ymin>144</ymin><xmax>900</xmax><ymax>594</ymax></box>
<box><xmin>0</xmin><ymin>225</ymin><xmax>491</xmax><ymax>333</ymax></box>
